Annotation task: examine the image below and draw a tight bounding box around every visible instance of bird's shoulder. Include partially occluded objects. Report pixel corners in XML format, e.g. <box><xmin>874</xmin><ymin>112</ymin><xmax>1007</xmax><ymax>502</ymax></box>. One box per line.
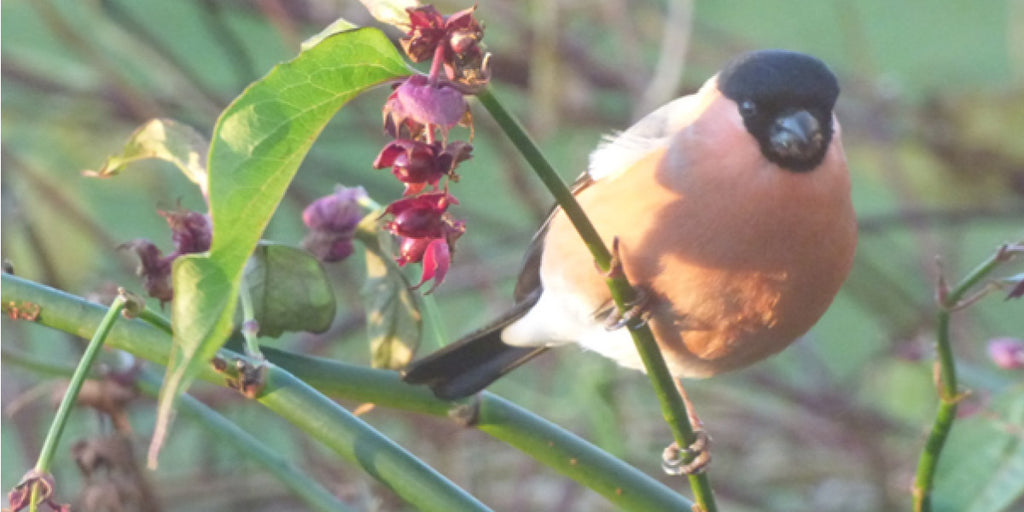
<box><xmin>513</xmin><ymin>91</ymin><xmax>705</xmax><ymax>302</ymax></box>
<box><xmin>587</xmin><ymin>93</ymin><xmax>701</xmax><ymax>182</ymax></box>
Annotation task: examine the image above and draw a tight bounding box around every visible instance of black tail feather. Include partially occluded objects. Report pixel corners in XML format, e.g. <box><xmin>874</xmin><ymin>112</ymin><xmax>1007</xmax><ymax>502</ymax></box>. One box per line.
<box><xmin>402</xmin><ymin>297</ymin><xmax>547</xmax><ymax>400</ymax></box>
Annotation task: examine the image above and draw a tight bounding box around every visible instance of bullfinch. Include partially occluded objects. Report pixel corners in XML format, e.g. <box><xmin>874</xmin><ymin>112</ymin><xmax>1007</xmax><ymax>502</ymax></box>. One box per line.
<box><xmin>403</xmin><ymin>50</ymin><xmax>856</xmax><ymax>415</ymax></box>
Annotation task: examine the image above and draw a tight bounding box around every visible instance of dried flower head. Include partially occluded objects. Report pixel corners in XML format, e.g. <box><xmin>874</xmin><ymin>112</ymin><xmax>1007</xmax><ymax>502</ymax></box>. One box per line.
<box><xmin>122</xmin><ymin>208</ymin><xmax>211</xmax><ymax>305</ymax></box>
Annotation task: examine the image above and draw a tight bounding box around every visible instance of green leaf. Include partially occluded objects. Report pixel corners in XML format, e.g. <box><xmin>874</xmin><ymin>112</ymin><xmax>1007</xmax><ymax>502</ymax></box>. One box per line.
<box><xmin>84</xmin><ymin>118</ymin><xmax>209</xmax><ymax>196</ymax></box>
<box><xmin>356</xmin><ymin>215</ymin><xmax>422</xmax><ymax>370</ymax></box>
<box><xmin>301</xmin><ymin>18</ymin><xmax>359</xmax><ymax>52</ymax></box>
<box><xmin>149</xmin><ymin>27</ymin><xmax>409</xmax><ymax>466</ymax></box>
<box><xmin>357</xmin><ymin>0</ymin><xmax>419</xmax><ymax>29</ymax></box>
<box><xmin>934</xmin><ymin>390</ymin><xmax>1024</xmax><ymax>512</ymax></box>
<box><xmin>244</xmin><ymin>242</ymin><xmax>336</xmax><ymax>338</ymax></box>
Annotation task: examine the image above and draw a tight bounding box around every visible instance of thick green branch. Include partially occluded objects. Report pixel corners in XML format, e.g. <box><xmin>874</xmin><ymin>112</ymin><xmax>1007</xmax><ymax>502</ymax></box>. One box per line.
<box><xmin>1</xmin><ymin>274</ymin><xmax>692</xmax><ymax>511</ymax></box>
<box><xmin>1</xmin><ymin>274</ymin><xmax>488</xmax><ymax>512</ymax></box>
<box><xmin>475</xmin><ymin>86</ymin><xmax>717</xmax><ymax>510</ymax></box>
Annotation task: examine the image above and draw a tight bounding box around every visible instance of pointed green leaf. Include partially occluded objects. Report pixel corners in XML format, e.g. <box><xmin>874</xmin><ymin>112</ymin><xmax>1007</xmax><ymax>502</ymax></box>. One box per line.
<box><xmin>934</xmin><ymin>390</ymin><xmax>1024</xmax><ymax>512</ymax></box>
<box><xmin>149</xmin><ymin>27</ymin><xmax>409</xmax><ymax>466</ymax></box>
<box><xmin>358</xmin><ymin>0</ymin><xmax>419</xmax><ymax>29</ymax></box>
<box><xmin>356</xmin><ymin>215</ymin><xmax>422</xmax><ymax>369</ymax></box>
<box><xmin>84</xmin><ymin>118</ymin><xmax>209</xmax><ymax>196</ymax></box>
<box><xmin>244</xmin><ymin>242</ymin><xmax>336</xmax><ymax>338</ymax></box>
<box><xmin>301</xmin><ymin>18</ymin><xmax>359</xmax><ymax>52</ymax></box>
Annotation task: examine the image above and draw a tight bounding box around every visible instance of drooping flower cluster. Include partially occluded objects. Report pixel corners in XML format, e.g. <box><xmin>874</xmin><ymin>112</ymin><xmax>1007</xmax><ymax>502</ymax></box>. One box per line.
<box><xmin>123</xmin><ymin>209</ymin><xmax>212</xmax><ymax>304</ymax></box>
<box><xmin>371</xmin><ymin>4</ymin><xmax>488</xmax><ymax>293</ymax></box>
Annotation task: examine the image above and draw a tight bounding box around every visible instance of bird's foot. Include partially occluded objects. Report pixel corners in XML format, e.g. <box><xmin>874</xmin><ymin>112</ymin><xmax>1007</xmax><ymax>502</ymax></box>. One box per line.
<box><xmin>448</xmin><ymin>397</ymin><xmax>481</xmax><ymax>427</ymax></box>
<box><xmin>662</xmin><ymin>431</ymin><xmax>712</xmax><ymax>475</ymax></box>
<box><xmin>601</xmin><ymin>287</ymin><xmax>653</xmax><ymax>330</ymax></box>
<box><xmin>596</xmin><ymin>237</ymin><xmax>653</xmax><ymax>330</ymax></box>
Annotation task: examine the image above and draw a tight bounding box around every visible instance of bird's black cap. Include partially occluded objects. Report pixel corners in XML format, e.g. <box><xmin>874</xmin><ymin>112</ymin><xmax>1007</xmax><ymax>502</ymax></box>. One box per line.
<box><xmin>718</xmin><ymin>50</ymin><xmax>840</xmax><ymax>172</ymax></box>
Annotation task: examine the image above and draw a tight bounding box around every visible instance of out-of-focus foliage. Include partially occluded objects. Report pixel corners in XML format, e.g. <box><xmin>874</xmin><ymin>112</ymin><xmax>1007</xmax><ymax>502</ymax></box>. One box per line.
<box><xmin>2</xmin><ymin>1</ymin><xmax>1022</xmax><ymax>511</ymax></box>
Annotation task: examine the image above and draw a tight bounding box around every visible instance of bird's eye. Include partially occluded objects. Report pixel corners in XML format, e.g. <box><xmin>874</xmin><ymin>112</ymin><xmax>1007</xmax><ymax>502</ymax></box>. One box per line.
<box><xmin>739</xmin><ymin>100</ymin><xmax>757</xmax><ymax>117</ymax></box>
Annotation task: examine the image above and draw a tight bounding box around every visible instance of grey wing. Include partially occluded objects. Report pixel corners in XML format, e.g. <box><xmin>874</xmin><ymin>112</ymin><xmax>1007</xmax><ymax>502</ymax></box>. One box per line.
<box><xmin>587</xmin><ymin>94</ymin><xmax>697</xmax><ymax>181</ymax></box>
<box><xmin>512</xmin><ymin>174</ymin><xmax>595</xmax><ymax>303</ymax></box>
<box><xmin>514</xmin><ymin>94</ymin><xmax>694</xmax><ymax>301</ymax></box>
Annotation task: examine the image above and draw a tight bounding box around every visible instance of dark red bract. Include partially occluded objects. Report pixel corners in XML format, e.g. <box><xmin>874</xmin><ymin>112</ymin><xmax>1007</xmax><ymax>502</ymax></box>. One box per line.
<box><xmin>383</xmin><ymin>192</ymin><xmax>457</xmax><ymax>239</ymax></box>
<box><xmin>401</xmin><ymin>5</ymin><xmax>482</xmax><ymax>68</ymax></box>
<box><xmin>374</xmin><ymin>139</ymin><xmax>473</xmax><ymax>195</ymax></box>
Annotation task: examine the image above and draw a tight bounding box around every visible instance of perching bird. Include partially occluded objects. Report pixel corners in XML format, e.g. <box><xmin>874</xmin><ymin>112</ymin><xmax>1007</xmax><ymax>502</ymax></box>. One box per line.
<box><xmin>403</xmin><ymin>50</ymin><xmax>856</xmax><ymax>415</ymax></box>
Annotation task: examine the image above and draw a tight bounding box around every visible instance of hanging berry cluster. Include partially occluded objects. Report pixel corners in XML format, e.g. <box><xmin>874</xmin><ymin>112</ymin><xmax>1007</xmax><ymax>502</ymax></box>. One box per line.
<box><xmin>372</xmin><ymin>4</ymin><xmax>488</xmax><ymax>293</ymax></box>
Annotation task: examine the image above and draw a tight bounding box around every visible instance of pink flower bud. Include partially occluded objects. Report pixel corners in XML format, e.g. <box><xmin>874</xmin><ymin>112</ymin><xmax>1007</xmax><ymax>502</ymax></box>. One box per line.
<box><xmin>303</xmin><ymin>186</ymin><xmax>367</xmax><ymax>233</ymax></box>
<box><xmin>988</xmin><ymin>338</ymin><xmax>1024</xmax><ymax>370</ymax></box>
<box><xmin>302</xmin><ymin>186</ymin><xmax>367</xmax><ymax>263</ymax></box>
<box><xmin>384</xmin><ymin>75</ymin><xmax>467</xmax><ymax>138</ymax></box>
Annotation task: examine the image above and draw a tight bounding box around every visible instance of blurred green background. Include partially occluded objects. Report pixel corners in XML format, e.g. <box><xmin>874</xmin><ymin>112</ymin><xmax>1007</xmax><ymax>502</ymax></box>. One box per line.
<box><xmin>2</xmin><ymin>1</ymin><xmax>1023</xmax><ymax>511</ymax></box>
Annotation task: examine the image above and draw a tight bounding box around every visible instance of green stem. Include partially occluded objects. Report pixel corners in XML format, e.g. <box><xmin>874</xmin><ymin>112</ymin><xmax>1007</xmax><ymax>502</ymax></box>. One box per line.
<box><xmin>135</xmin><ymin>308</ymin><xmax>173</xmax><ymax>335</ymax></box>
<box><xmin>420</xmin><ymin>294</ymin><xmax>449</xmax><ymax>350</ymax></box>
<box><xmin>258</xmin><ymin>365</ymin><xmax>491</xmax><ymax>512</ymax></box>
<box><xmin>142</xmin><ymin>374</ymin><xmax>355</xmax><ymax>512</ymax></box>
<box><xmin>912</xmin><ymin>243</ymin><xmax>1019</xmax><ymax>512</ymax></box>
<box><xmin>2</xmin><ymin>274</ymin><xmax>692</xmax><ymax>511</ymax></box>
<box><xmin>25</xmin><ymin>292</ymin><xmax>125</xmax><ymax>512</ymax></box>
<box><xmin>476</xmin><ymin>86</ymin><xmax>716</xmax><ymax>510</ymax></box>
<box><xmin>238</xmin><ymin>273</ymin><xmax>265</xmax><ymax>358</ymax></box>
<box><xmin>1</xmin><ymin>349</ymin><xmax>352</xmax><ymax>512</ymax></box>
<box><xmin>264</xmin><ymin>347</ymin><xmax>694</xmax><ymax>510</ymax></box>
<box><xmin>34</xmin><ymin>294</ymin><xmax>125</xmax><ymax>474</ymax></box>
<box><xmin>474</xmin><ymin>87</ymin><xmax>611</xmax><ymax>270</ymax></box>
<box><xmin>2</xmin><ymin>276</ymin><xmax>486</xmax><ymax>512</ymax></box>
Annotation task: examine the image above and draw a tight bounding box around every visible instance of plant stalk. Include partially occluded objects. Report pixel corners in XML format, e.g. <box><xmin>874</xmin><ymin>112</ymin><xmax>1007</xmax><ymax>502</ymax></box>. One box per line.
<box><xmin>475</xmin><ymin>86</ymin><xmax>716</xmax><ymax>511</ymax></box>
<box><xmin>912</xmin><ymin>243</ymin><xmax>1020</xmax><ymax>511</ymax></box>
<box><xmin>1</xmin><ymin>273</ymin><xmax>693</xmax><ymax>511</ymax></box>
<box><xmin>2</xmin><ymin>349</ymin><xmax>353</xmax><ymax>512</ymax></box>
<box><xmin>27</xmin><ymin>292</ymin><xmax>126</xmax><ymax>511</ymax></box>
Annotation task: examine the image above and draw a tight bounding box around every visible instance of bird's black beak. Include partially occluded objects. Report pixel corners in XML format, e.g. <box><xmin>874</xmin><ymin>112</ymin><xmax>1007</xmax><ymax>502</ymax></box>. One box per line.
<box><xmin>768</xmin><ymin>110</ymin><xmax>824</xmax><ymax>161</ymax></box>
